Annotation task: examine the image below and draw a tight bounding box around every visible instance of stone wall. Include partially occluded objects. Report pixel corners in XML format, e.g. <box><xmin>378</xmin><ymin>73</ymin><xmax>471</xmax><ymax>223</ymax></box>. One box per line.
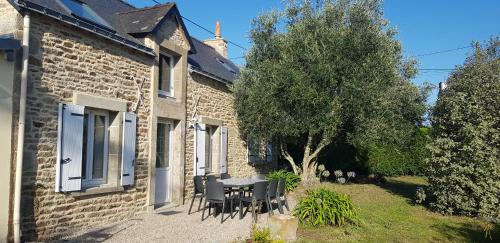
<box><xmin>0</xmin><ymin>0</ymin><xmax>22</xmax><ymax>37</ymax></box>
<box><xmin>184</xmin><ymin>72</ymin><xmax>271</xmax><ymax>199</ymax></box>
<box><xmin>20</xmin><ymin>14</ymin><xmax>153</xmax><ymax>241</ymax></box>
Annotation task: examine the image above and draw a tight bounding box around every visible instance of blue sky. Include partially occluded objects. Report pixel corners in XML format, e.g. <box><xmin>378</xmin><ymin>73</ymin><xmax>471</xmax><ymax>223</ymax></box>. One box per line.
<box><xmin>128</xmin><ymin>0</ymin><xmax>499</xmax><ymax>103</ymax></box>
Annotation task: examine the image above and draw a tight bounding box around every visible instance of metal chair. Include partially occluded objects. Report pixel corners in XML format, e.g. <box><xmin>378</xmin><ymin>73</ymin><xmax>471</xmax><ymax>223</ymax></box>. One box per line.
<box><xmin>206</xmin><ymin>175</ymin><xmax>217</xmax><ymax>182</ymax></box>
<box><xmin>277</xmin><ymin>179</ymin><xmax>290</xmax><ymax>213</ymax></box>
<box><xmin>188</xmin><ymin>176</ymin><xmax>205</xmax><ymax>214</ymax></box>
<box><xmin>221</xmin><ymin>173</ymin><xmax>231</xmax><ymax>179</ymax></box>
<box><xmin>266</xmin><ymin>180</ymin><xmax>278</xmax><ymax>215</ymax></box>
<box><xmin>240</xmin><ymin>181</ymin><xmax>269</xmax><ymax>222</ymax></box>
<box><xmin>202</xmin><ymin>181</ymin><xmax>233</xmax><ymax>223</ymax></box>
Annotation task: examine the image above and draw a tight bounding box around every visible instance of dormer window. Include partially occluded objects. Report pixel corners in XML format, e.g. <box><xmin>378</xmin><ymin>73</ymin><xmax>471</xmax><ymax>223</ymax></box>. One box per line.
<box><xmin>159</xmin><ymin>54</ymin><xmax>175</xmax><ymax>97</ymax></box>
<box><xmin>58</xmin><ymin>0</ymin><xmax>113</xmax><ymax>30</ymax></box>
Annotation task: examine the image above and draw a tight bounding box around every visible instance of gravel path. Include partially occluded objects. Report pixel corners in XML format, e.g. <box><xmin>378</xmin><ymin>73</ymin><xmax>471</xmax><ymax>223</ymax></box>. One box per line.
<box><xmin>64</xmin><ymin>197</ymin><xmax>296</xmax><ymax>243</ymax></box>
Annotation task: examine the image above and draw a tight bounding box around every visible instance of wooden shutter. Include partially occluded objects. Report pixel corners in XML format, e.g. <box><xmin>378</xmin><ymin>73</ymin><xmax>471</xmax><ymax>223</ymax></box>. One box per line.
<box><xmin>220</xmin><ymin>127</ymin><xmax>228</xmax><ymax>174</ymax></box>
<box><xmin>195</xmin><ymin>123</ymin><xmax>206</xmax><ymax>176</ymax></box>
<box><xmin>56</xmin><ymin>103</ymin><xmax>84</xmax><ymax>192</ymax></box>
<box><xmin>121</xmin><ymin>112</ymin><xmax>137</xmax><ymax>186</ymax></box>
<box><xmin>266</xmin><ymin>143</ymin><xmax>273</xmax><ymax>163</ymax></box>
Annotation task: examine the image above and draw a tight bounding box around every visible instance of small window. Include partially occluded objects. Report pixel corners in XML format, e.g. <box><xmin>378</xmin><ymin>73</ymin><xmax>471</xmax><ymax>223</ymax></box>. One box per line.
<box><xmin>82</xmin><ymin>109</ymin><xmax>109</xmax><ymax>187</ymax></box>
<box><xmin>156</xmin><ymin>122</ymin><xmax>172</xmax><ymax>168</ymax></box>
<box><xmin>159</xmin><ymin>54</ymin><xmax>175</xmax><ymax>97</ymax></box>
<box><xmin>216</xmin><ymin>58</ymin><xmax>237</xmax><ymax>75</ymax></box>
<box><xmin>248</xmin><ymin>139</ymin><xmax>272</xmax><ymax>164</ymax></box>
<box><xmin>205</xmin><ymin>126</ymin><xmax>216</xmax><ymax>173</ymax></box>
<box><xmin>59</xmin><ymin>0</ymin><xmax>113</xmax><ymax>30</ymax></box>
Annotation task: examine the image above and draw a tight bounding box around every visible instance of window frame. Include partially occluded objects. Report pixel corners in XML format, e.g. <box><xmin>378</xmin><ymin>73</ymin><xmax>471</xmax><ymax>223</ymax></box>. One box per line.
<box><xmin>158</xmin><ymin>53</ymin><xmax>175</xmax><ymax>98</ymax></box>
<box><xmin>82</xmin><ymin>109</ymin><xmax>110</xmax><ymax>188</ymax></box>
<box><xmin>156</xmin><ymin>120</ymin><xmax>174</xmax><ymax>169</ymax></box>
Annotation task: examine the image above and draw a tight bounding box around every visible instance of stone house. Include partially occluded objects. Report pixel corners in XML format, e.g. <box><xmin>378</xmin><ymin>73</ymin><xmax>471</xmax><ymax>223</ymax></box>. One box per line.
<box><xmin>0</xmin><ymin>0</ymin><xmax>275</xmax><ymax>242</ymax></box>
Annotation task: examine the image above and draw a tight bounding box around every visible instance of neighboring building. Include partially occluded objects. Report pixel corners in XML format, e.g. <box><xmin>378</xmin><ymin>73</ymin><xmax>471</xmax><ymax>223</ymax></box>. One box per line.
<box><xmin>0</xmin><ymin>0</ymin><xmax>275</xmax><ymax>241</ymax></box>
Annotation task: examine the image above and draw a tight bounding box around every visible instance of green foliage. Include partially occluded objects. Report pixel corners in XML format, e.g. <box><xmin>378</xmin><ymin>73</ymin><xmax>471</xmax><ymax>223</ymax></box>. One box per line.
<box><xmin>427</xmin><ymin>38</ymin><xmax>500</xmax><ymax>218</ymax></box>
<box><xmin>293</xmin><ymin>188</ymin><xmax>358</xmax><ymax>226</ymax></box>
<box><xmin>249</xmin><ymin>225</ymin><xmax>284</xmax><ymax>243</ymax></box>
<box><xmin>233</xmin><ymin>0</ymin><xmax>428</xmax><ymax>178</ymax></box>
<box><xmin>267</xmin><ymin>170</ymin><xmax>301</xmax><ymax>192</ymax></box>
<box><xmin>367</xmin><ymin>127</ymin><xmax>431</xmax><ymax>176</ymax></box>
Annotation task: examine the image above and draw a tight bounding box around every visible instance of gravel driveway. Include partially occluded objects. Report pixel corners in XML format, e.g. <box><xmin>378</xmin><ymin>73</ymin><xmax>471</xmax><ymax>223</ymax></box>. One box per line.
<box><xmin>63</xmin><ymin>198</ymin><xmax>295</xmax><ymax>243</ymax></box>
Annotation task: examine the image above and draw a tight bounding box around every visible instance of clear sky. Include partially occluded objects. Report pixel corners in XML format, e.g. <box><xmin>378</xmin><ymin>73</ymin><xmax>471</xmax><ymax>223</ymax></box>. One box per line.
<box><xmin>127</xmin><ymin>0</ymin><xmax>500</xmax><ymax>103</ymax></box>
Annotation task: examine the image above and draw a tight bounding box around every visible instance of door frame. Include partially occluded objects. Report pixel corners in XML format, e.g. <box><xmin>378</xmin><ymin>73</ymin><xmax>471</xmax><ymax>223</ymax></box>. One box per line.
<box><xmin>155</xmin><ymin>120</ymin><xmax>174</xmax><ymax>205</ymax></box>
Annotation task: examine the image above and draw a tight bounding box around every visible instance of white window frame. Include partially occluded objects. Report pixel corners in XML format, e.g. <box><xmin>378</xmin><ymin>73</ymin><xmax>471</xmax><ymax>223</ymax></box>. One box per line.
<box><xmin>82</xmin><ymin>109</ymin><xmax>110</xmax><ymax>188</ymax></box>
<box><xmin>156</xmin><ymin>120</ymin><xmax>174</xmax><ymax>169</ymax></box>
<box><xmin>158</xmin><ymin>53</ymin><xmax>175</xmax><ymax>98</ymax></box>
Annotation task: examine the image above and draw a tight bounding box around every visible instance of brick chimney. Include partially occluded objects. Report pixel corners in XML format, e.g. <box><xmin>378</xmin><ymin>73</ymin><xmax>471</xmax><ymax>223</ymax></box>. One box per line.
<box><xmin>203</xmin><ymin>21</ymin><xmax>228</xmax><ymax>58</ymax></box>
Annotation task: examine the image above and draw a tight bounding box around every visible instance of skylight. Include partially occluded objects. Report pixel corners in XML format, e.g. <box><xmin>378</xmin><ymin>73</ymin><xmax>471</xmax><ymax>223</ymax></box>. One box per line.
<box><xmin>59</xmin><ymin>0</ymin><xmax>113</xmax><ymax>30</ymax></box>
<box><xmin>216</xmin><ymin>58</ymin><xmax>237</xmax><ymax>75</ymax></box>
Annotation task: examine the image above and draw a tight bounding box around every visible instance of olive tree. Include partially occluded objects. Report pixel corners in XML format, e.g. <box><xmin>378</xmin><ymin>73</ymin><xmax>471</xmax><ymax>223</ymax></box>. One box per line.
<box><xmin>427</xmin><ymin>39</ymin><xmax>500</xmax><ymax>217</ymax></box>
<box><xmin>233</xmin><ymin>0</ymin><xmax>426</xmax><ymax>181</ymax></box>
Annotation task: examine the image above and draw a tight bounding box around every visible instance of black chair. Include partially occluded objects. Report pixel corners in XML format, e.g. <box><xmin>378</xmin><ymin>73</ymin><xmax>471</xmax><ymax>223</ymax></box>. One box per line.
<box><xmin>221</xmin><ymin>173</ymin><xmax>231</xmax><ymax>179</ymax></box>
<box><xmin>240</xmin><ymin>181</ymin><xmax>269</xmax><ymax>222</ymax></box>
<box><xmin>206</xmin><ymin>175</ymin><xmax>217</xmax><ymax>182</ymax></box>
<box><xmin>277</xmin><ymin>179</ymin><xmax>290</xmax><ymax>213</ymax></box>
<box><xmin>266</xmin><ymin>180</ymin><xmax>278</xmax><ymax>215</ymax></box>
<box><xmin>202</xmin><ymin>181</ymin><xmax>233</xmax><ymax>223</ymax></box>
<box><xmin>188</xmin><ymin>176</ymin><xmax>205</xmax><ymax>214</ymax></box>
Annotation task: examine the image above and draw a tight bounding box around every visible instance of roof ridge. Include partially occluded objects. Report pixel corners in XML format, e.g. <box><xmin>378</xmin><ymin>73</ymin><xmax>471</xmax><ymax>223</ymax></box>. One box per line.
<box><xmin>116</xmin><ymin>2</ymin><xmax>174</xmax><ymax>15</ymax></box>
<box><xmin>115</xmin><ymin>0</ymin><xmax>137</xmax><ymax>10</ymax></box>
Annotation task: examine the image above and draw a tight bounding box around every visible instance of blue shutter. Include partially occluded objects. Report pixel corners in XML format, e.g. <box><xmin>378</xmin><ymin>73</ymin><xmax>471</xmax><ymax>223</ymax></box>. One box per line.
<box><xmin>195</xmin><ymin>123</ymin><xmax>206</xmax><ymax>176</ymax></box>
<box><xmin>56</xmin><ymin>103</ymin><xmax>84</xmax><ymax>192</ymax></box>
<box><xmin>220</xmin><ymin>127</ymin><xmax>228</xmax><ymax>174</ymax></box>
<box><xmin>121</xmin><ymin>112</ymin><xmax>137</xmax><ymax>186</ymax></box>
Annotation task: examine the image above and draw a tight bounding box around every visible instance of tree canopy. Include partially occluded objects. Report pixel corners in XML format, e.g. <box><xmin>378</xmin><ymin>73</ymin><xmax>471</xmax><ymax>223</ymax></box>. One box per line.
<box><xmin>427</xmin><ymin>38</ymin><xmax>500</xmax><ymax>217</ymax></box>
<box><xmin>233</xmin><ymin>0</ymin><xmax>427</xmax><ymax>180</ymax></box>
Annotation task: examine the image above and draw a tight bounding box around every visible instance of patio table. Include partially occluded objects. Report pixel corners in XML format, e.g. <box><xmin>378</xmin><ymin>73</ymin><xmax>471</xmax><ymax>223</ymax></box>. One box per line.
<box><xmin>218</xmin><ymin>178</ymin><xmax>267</xmax><ymax>219</ymax></box>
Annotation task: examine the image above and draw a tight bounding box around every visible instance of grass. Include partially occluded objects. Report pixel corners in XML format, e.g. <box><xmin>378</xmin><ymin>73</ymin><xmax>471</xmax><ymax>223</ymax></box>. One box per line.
<box><xmin>294</xmin><ymin>176</ymin><xmax>500</xmax><ymax>243</ymax></box>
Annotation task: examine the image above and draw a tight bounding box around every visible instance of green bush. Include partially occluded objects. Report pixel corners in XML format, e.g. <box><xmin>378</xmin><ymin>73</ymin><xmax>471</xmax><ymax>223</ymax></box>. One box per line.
<box><xmin>426</xmin><ymin>40</ymin><xmax>500</xmax><ymax>218</ymax></box>
<box><xmin>293</xmin><ymin>188</ymin><xmax>358</xmax><ymax>226</ymax></box>
<box><xmin>266</xmin><ymin>170</ymin><xmax>300</xmax><ymax>192</ymax></box>
<box><xmin>249</xmin><ymin>225</ymin><xmax>284</xmax><ymax>243</ymax></box>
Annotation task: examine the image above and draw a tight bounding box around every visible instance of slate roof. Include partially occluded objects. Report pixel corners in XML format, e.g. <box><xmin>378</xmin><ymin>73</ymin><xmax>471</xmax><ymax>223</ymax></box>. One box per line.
<box><xmin>188</xmin><ymin>38</ymin><xmax>240</xmax><ymax>84</ymax></box>
<box><xmin>13</xmin><ymin>0</ymin><xmax>240</xmax><ymax>83</ymax></box>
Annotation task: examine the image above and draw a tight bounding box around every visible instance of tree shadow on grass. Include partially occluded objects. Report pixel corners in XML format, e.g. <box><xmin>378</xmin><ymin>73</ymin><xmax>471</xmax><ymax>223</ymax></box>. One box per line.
<box><xmin>431</xmin><ymin>221</ymin><xmax>500</xmax><ymax>243</ymax></box>
<box><xmin>375</xmin><ymin>178</ymin><xmax>423</xmax><ymax>204</ymax></box>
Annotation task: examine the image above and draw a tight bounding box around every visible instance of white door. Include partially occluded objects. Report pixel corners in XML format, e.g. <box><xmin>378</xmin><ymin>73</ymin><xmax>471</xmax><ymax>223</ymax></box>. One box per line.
<box><xmin>155</xmin><ymin>122</ymin><xmax>173</xmax><ymax>205</ymax></box>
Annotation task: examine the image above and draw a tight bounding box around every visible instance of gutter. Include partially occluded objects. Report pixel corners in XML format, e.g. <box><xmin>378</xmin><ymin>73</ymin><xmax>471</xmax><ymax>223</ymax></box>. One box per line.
<box><xmin>13</xmin><ymin>13</ymin><xmax>30</xmax><ymax>243</ymax></box>
<box><xmin>15</xmin><ymin>0</ymin><xmax>155</xmax><ymax>57</ymax></box>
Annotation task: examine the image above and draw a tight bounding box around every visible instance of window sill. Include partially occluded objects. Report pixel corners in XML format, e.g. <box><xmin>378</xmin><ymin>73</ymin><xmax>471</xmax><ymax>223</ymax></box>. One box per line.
<box><xmin>71</xmin><ymin>185</ymin><xmax>125</xmax><ymax>198</ymax></box>
<box><xmin>158</xmin><ymin>91</ymin><xmax>174</xmax><ymax>99</ymax></box>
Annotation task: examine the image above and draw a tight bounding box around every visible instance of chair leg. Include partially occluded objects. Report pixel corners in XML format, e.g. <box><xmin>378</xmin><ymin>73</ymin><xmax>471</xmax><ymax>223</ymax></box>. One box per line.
<box><xmin>230</xmin><ymin>198</ymin><xmax>234</xmax><ymax>219</ymax></box>
<box><xmin>221</xmin><ymin>201</ymin><xmax>226</xmax><ymax>224</ymax></box>
<box><xmin>277</xmin><ymin>197</ymin><xmax>284</xmax><ymax>214</ymax></box>
<box><xmin>208</xmin><ymin>202</ymin><xmax>212</xmax><ymax>217</ymax></box>
<box><xmin>188</xmin><ymin>194</ymin><xmax>196</xmax><ymax>215</ymax></box>
<box><xmin>201</xmin><ymin>200</ymin><xmax>208</xmax><ymax>221</ymax></box>
<box><xmin>267</xmin><ymin>195</ymin><xmax>273</xmax><ymax>215</ymax></box>
<box><xmin>198</xmin><ymin>194</ymin><xmax>204</xmax><ymax>212</ymax></box>
<box><xmin>284</xmin><ymin>195</ymin><xmax>290</xmax><ymax>211</ymax></box>
<box><xmin>251</xmin><ymin>201</ymin><xmax>256</xmax><ymax>223</ymax></box>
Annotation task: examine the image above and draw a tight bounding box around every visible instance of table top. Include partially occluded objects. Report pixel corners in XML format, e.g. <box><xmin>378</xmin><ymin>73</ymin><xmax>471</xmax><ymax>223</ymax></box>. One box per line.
<box><xmin>218</xmin><ymin>178</ymin><xmax>267</xmax><ymax>187</ymax></box>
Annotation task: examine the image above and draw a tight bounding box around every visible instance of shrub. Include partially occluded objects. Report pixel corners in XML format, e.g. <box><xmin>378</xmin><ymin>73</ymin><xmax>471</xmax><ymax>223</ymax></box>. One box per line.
<box><xmin>293</xmin><ymin>188</ymin><xmax>358</xmax><ymax>226</ymax></box>
<box><xmin>249</xmin><ymin>225</ymin><xmax>284</xmax><ymax>243</ymax></box>
<box><xmin>266</xmin><ymin>170</ymin><xmax>300</xmax><ymax>192</ymax></box>
<box><xmin>427</xmin><ymin>39</ymin><xmax>500</xmax><ymax>217</ymax></box>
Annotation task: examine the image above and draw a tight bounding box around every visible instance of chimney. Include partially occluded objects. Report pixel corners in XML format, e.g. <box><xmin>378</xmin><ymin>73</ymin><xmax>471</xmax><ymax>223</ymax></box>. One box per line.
<box><xmin>203</xmin><ymin>21</ymin><xmax>228</xmax><ymax>58</ymax></box>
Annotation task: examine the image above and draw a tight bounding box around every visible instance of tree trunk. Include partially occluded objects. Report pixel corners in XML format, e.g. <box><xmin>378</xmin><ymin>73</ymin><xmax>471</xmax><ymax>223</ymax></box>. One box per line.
<box><xmin>280</xmin><ymin>134</ymin><xmax>330</xmax><ymax>182</ymax></box>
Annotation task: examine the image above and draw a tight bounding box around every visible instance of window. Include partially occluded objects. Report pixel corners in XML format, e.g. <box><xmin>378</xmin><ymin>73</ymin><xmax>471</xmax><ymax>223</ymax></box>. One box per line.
<box><xmin>248</xmin><ymin>139</ymin><xmax>272</xmax><ymax>164</ymax></box>
<box><xmin>216</xmin><ymin>58</ymin><xmax>237</xmax><ymax>75</ymax></box>
<box><xmin>82</xmin><ymin>109</ymin><xmax>109</xmax><ymax>187</ymax></box>
<box><xmin>156</xmin><ymin>122</ymin><xmax>172</xmax><ymax>169</ymax></box>
<box><xmin>159</xmin><ymin>54</ymin><xmax>175</xmax><ymax>97</ymax></box>
<box><xmin>59</xmin><ymin>0</ymin><xmax>113</xmax><ymax>30</ymax></box>
<box><xmin>205</xmin><ymin>126</ymin><xmax>215</xmax><ymax>173</ymax></box>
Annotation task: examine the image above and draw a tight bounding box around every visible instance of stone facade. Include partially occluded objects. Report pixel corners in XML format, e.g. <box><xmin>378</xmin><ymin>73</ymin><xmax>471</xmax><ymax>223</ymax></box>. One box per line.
<box><xmin>19</xmin><ymin>14</ymin><xmax>153</xmax><ymax>240</ymax></box>
<box><xmin>184</xmin><ymin>72</ymin><xmax>272</xmax><ymax>199</ymax></box>
<box><xmin>0</xmin><ymin>1</ymin><xmax>22</xmax><ymax>37</ymax></box>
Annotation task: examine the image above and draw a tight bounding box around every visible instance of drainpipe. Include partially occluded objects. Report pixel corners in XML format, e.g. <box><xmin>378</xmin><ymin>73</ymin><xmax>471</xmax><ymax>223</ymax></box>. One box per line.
<box><xmin>13</xmin><ymin>13</ymin><xmax>30</xmax><ymax>243</ymax></box>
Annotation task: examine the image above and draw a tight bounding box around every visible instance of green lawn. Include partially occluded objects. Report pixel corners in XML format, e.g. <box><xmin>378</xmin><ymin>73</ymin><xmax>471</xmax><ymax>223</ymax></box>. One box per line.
<box><xmin>294</xmin><ymin>176</ymin><xmax>499</xmax><ymax>243</ymax></box>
